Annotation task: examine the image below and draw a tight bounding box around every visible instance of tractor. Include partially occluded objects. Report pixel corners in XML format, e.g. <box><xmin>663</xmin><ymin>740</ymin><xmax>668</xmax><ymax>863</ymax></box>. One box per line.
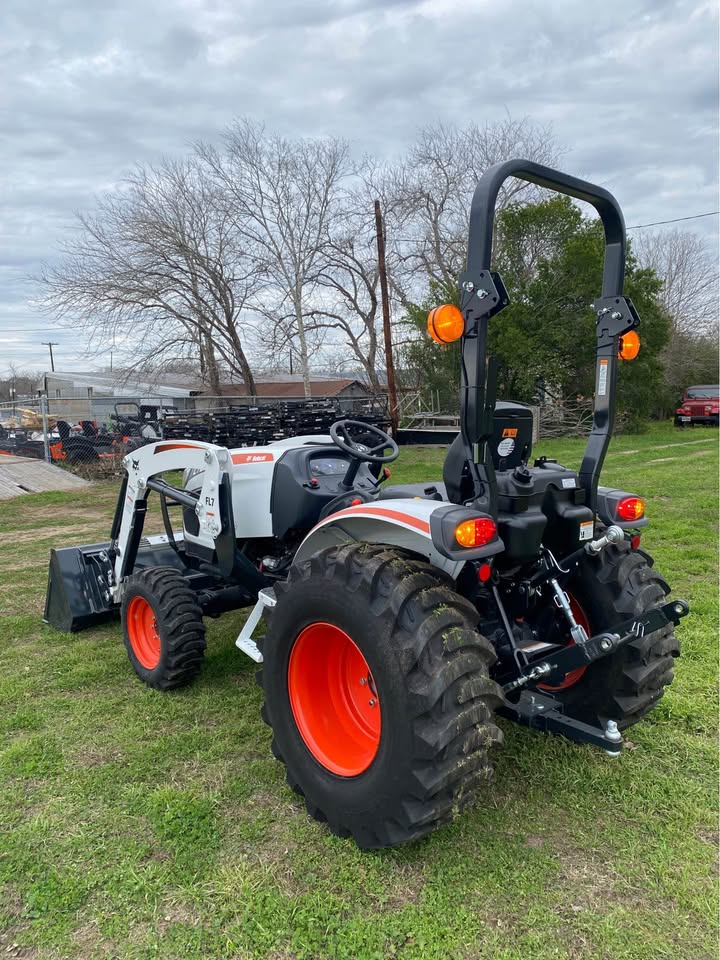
<box><xmin>45</xmin><ymin>160</ymin><xmax>688</xmax><ymax>849</ymax></box>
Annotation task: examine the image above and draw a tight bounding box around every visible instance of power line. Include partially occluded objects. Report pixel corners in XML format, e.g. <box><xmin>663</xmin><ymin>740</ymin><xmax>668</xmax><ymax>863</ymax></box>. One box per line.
<box><xmin>626</xmin><ymin>211</ymin><xmax>719</xmax><ymax>229</ymax></box>
<box><xmin>387</xmin><ymin>210</ymin><xmax>719</xmax><ymax>244</ymax></box>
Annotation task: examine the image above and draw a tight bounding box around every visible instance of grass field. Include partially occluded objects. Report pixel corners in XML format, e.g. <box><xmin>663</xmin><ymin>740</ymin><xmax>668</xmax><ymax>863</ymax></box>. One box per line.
<box><xmin>0</xmin><ymin>422</ymin><xmax>717</xmax><ymax>960</ymax></box>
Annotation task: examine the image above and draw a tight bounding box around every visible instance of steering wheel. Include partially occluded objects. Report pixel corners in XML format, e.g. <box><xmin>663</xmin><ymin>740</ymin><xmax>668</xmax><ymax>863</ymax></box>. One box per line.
<box><xmin>330</xmin><ymin>419</ymin><xmax>399</xmax><ymax>488</ymax></box>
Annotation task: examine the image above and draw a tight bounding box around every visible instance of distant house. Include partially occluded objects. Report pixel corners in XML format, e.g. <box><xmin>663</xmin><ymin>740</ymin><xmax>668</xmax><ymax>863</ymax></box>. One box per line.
<box><xmin>196</xmin><ymin>376</ymin><xmax>373</xmax><ymax>405</ymax></box>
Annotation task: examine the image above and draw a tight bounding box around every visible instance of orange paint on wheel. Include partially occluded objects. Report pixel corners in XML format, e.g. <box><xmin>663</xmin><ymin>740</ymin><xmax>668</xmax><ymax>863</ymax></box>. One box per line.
<box><xmin>127</xmin><ymin>596</ymin><xmax>161</xmax><ymax>669</ymax></box>
<box><xmin>288</xmin><ymin>623</ymin><xmax>381</xmax><ymax>776</ymax></box>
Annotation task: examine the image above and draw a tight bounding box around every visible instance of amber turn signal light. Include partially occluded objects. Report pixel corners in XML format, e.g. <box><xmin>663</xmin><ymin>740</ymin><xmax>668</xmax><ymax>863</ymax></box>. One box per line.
<box><xmin>427</xmin><ymin>304</ymin><xmax>465</xmax><ymax>344</ymax></box>
<box><xmin>618</xmin><ymin>329</ymin><xmax>640</xmax><ymax>360</ymax></box>
<box><xmin>617</xmin><ymin>496</ymin><xmax>645</xmax><ymax>521</ymax></box>
<box><xmin>455</xmin><ymin>517</ymin><xmax>497</xmax><ymax>548</ymax></box>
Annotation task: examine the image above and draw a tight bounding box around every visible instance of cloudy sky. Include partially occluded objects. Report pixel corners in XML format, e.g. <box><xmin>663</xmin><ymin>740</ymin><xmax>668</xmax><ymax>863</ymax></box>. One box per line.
<box><xmin>1</xmin><ymin>0</ymin><xmax>717</xmax><ymax>376</ymax></box>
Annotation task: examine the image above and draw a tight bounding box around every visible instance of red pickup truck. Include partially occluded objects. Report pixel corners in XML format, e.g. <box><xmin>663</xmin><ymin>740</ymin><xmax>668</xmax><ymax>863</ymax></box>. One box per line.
<box><xmin>675</xmin><ymin>385</ymin><xmax>720</xmax><ymax>427</ymax></box>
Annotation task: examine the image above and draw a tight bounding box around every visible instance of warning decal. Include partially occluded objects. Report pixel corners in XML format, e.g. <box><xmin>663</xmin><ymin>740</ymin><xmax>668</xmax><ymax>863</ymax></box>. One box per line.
<box><xmin>579</xmin><ymin>520</ymin><xmax>594</xmax><ymax>541</ymax></box>
<box><xmin>598</xmin><ymin>359</ymin><xmax>609</xmax><ymax>396</ymax></box>
<box><xmin>502</xmin><ymin>427</ymin><xmax>518</xmax><ymax>438</ymax></box>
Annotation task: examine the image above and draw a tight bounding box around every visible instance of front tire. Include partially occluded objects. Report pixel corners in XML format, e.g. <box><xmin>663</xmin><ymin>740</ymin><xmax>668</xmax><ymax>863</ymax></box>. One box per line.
<box><xmin>259</xmin><ymin>544</ymin><xmax>504</xmax><ymax>849</ymax></box>
<box><xmin>121</xmin><ymin>566</ymin><xmax>206</xmax><ymax>690</ymax></box>
<box><xmin>535</xmin><ymin>538</ymin><xmax>680</xmax><ymax>729</ymax></box>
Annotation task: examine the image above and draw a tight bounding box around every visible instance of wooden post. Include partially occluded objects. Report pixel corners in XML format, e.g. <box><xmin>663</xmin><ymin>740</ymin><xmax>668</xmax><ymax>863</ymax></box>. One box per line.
<box><xmin>374</xmin><ymin>200</ymin><xmax>399</xmax><ymax>435</ymax></box>
<box><xmin>42</xmin><ymin>341</ymin><xmax>58</xmax><ymax>372</ymax></box>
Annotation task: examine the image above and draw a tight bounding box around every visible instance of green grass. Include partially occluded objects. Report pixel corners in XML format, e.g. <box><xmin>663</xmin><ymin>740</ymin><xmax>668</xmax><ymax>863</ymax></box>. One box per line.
<box><xmin>0</xmin><ymin>421</ymin><xmax>717</xmax><ymax>959</ymax></box>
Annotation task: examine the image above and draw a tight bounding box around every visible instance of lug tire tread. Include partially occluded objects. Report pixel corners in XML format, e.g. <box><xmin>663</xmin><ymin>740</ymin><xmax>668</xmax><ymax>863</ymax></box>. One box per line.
<box><xmin>258</xmin><ymin>543</ymin><xmax>504</xmax><ymax>848</ymax></box>
<box><xmin>121</xmin><ymin>565</ymin><xmax>206</xmax><ymax>691</ymax></box>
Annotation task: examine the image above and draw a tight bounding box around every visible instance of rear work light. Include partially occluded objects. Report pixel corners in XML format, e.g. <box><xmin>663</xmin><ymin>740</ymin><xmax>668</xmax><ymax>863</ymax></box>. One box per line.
<box><xmin>617</xmin><ymin>496</ymin><xmax>645</xmax><ymax>521</ymax></box>
<box><xmin>427</xmin><ymin>304</ymin><xmax>465</xmax><ymax>344</ymax></box>
<box><xmin>455</xmin><ymin>517</ymin><xmax>497</xmax><ymax>548</ymax></box>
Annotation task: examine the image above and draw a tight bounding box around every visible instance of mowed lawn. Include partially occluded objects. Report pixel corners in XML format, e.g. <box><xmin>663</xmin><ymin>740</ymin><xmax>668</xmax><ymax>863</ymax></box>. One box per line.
<box><xmin>0</xmin><ymin>422</ymin><xmax>717</xmax><ymax>960</ymax></box>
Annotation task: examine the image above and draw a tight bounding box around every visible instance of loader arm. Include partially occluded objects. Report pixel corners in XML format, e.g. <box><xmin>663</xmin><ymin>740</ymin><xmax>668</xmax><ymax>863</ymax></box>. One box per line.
<box><xmin>110</xmin><ymin>440</ymin><xmax>234</xmax><ymax>599</ymax></box>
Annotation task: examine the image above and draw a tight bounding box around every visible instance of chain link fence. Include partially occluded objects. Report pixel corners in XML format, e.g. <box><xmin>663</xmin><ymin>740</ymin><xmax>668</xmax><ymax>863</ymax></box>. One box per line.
<box><xmin>0</xmin><ymin>394</ymin><xmax>390</xmax><ymax>477</ymax></box>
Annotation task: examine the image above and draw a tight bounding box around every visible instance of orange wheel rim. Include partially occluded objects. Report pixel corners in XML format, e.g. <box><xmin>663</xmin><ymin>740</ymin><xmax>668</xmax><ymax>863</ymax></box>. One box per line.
<box><xmin>538</xmin><ymin>593</ymin><xmax>590</xmax><ymax>691</ymax></box>
<box><xmin>127</xmin><ymin>596</ymin><xmax>161</xmax><ymax>669</ymax></box>
<box><xmin>288</xmin><ymin>623</ymin><xmax>381</xmax><ymax>777</ymax></box>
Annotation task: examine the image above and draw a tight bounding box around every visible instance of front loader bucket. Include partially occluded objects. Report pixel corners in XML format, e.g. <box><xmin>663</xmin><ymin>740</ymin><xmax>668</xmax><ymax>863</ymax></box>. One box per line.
<box><xmin>44</xmin><ymin>542</ymin><xmax>117</xmax><ymax>632</ymax></box>
<box><xmin>44</xmin><ymin>537</ymin><xmax>187</xmax><ymax>632</ymax></box>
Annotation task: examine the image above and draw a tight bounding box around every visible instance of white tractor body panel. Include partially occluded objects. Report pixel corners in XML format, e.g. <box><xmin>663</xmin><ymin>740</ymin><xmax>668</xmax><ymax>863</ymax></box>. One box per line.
<box><xmin>184</xmin><ymin>434</ymin><xmax>333</xmax><ymax>543</ymax></box>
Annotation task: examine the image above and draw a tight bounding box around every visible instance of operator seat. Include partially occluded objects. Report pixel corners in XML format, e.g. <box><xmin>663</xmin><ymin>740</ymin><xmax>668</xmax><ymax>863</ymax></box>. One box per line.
<box><xmin>377</xmin><ymin>483</ymin><xmax>447</xmax><ymax>502</ymax></box>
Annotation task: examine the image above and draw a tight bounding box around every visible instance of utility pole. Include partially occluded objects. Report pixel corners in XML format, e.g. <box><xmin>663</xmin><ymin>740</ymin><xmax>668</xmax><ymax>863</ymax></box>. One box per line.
<box><xmin>374</xmin><ymin>200</ymin><xmax>399</xmax><ymax>436</ymax></box>
<box><xmin>42</xmin><ymin>341</ymin><xmax>58</xmax><ymax>373</ymax></box>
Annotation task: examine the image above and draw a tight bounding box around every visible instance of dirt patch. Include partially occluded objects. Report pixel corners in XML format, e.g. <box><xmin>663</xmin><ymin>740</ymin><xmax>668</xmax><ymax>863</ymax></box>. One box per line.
<box><xmin>0</xmin><ymin>888</ymin><xmax>36</xmax><ymax>960</ymax></box>
<box><xmin>76</xmin><ymin>746</ymin><xmax>126</xmax><ymax>768</ymax></box>
<box><xmin>374</xmin><ymin>859</ymin><xmax>427</xmax><ymax>911</ymax></box>
<box><xmin>156</xmin><ymin>899</ymin><xmax>203</xmax><ymax>936</ymax></box>
<box><xmin>71</xmin><ymin>919</ymin><xmax>118</xmax><ymax>958</ymax></box>
<box><xmin>225</xmin><ymin>791</ymin><xmax>305</xmax><ymax>898</ymax></box>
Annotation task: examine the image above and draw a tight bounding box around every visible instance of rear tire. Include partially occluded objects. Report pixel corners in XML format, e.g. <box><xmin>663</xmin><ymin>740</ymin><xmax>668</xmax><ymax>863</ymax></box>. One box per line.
<box><xmin>259</xmin><ymin>543</ymin><xmax>504</xmax><ymax>849</ymax></box>
<box><xmin>121</xmin><ymin>566</ymin><xmax>206</xmax><ymax>690</ymax></box>
<box><xmin>534</xmin><ymin>538</ymin><xmax>680</xmax><ymax>729</ymax></box>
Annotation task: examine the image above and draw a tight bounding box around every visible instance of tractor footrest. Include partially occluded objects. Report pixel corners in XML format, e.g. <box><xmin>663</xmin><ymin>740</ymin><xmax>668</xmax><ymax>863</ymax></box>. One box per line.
<box><xmin>499</xmin><ymin>691</ymin><xmax>623</xmax><ymax>753</ymax></box>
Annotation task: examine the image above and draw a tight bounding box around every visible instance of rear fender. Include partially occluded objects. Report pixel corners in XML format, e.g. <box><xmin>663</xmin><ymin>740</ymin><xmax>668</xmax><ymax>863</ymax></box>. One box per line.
<box><xmin>293</xmin><ymin>499</ymin><xmax>493</xmax><ymax>578</ymax></box>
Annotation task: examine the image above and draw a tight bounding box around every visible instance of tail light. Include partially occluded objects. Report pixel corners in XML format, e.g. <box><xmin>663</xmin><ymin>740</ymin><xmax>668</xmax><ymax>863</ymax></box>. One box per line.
<box><xmin>455</xmin><ymin>518</ymin><xmax>497</xmax><ymax>547</ymax></box>
<box><xmin>617</xmin><ymin>496</ymin><xmax>645</xmax><ymax>521</ymax></box>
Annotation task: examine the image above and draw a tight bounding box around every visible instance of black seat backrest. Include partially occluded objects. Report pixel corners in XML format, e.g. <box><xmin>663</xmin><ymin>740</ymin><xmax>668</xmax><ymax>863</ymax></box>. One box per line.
<box><xmin>443</xmin><ymin>434</ymin><xmax>475</xmax><ymax>505</ymax></box>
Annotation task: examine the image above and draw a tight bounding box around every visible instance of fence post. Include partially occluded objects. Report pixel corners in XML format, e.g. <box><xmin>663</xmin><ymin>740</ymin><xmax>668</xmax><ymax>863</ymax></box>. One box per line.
<box><xmin>40</xmin><ymin>395</ymin><xmax>51</xmax><ymax>462</ymax></box>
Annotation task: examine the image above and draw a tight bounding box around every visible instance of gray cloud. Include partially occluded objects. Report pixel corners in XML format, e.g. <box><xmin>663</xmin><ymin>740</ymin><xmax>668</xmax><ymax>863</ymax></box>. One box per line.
<box><xmin>0</xmin><ymin>0</ymin><xmax>717</xmax><ymax>372</ymax></box>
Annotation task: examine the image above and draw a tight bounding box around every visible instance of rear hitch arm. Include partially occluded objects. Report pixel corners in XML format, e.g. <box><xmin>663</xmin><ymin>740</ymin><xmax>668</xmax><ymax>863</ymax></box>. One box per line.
<box><xmin>499</xmin><ymin>691</ymin><xmax>627</xmax><ymax>754</ymax></box>
<box><xmin>503</xmin><ymin>599</ymin><xmax>689</xmax><ymax>694</ymax></box>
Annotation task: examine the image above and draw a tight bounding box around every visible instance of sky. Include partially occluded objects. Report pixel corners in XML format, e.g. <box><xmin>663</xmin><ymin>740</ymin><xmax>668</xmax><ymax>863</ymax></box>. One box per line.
<box><xmin>1</xmin><ymin>0</ymin><xmax>718</xmax><ymax>377</ymax></box>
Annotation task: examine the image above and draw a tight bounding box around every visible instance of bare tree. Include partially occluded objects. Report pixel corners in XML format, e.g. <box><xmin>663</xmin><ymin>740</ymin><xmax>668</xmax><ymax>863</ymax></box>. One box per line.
<box><xmin>37</xmin><ymin>157</ymin><xmax>260</xmax><ymax>394</ymax></box>
<box><xmin>377</xmin><ymin>116</ymin><xmax>561</xmax><ymax>303</ymax></box>
<box><xmin>0</xmin><ymin>363</ymin><xmax>38</xmax><ymax>403</ymax></box>
<box><xmin>302</xmin><ymin>200</ymin><xmax>383</xmax><ymax>391</ymax></box>
<box><xmin>197</xmin><ymin>120</ymin><xmax>353</xmax><ymax>398</ymax></box>
<box><xmin>633</xmin><ymin>228</ymin><xmax>719</xmax><ymax>337</ymax></box>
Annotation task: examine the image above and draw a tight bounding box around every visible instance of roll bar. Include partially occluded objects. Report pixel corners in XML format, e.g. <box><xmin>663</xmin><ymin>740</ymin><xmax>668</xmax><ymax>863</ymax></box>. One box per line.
<box><xmin>466</xmin><ymin>159</ymin><xmax>627</xmax><ymax>298</ymax></box>
<box><xmin>456</xmin><ymin>159</ymin><xmax>639</xmax><ymax>515</ymax></box>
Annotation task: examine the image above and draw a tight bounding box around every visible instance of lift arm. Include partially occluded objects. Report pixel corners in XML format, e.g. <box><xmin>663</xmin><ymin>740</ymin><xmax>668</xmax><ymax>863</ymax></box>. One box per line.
<box><xmin>109</xmin><ymin>440</ymin><xmax>234</xmax><ymax>600</ymax></box>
